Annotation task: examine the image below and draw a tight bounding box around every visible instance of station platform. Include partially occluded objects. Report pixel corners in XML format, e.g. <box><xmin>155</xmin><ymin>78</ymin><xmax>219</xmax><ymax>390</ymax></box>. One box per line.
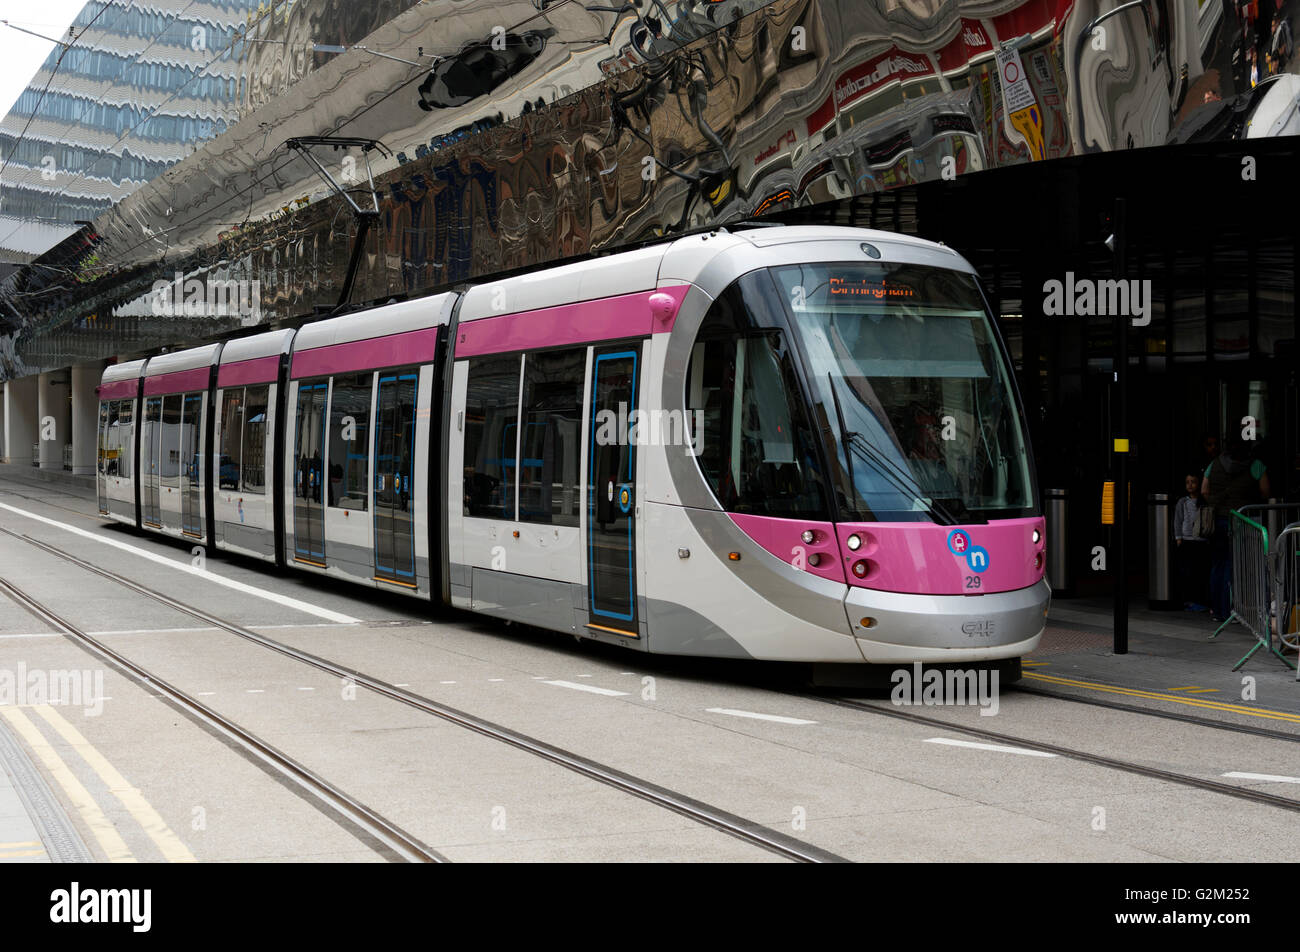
<box><xmin>0</xmin><ymin>714</ymin><xmax>92</xmax><ymax>863</ymax></box>
<box><xmin>1029</xmin><ymin>596</ymin><xmax>1300</xmax><ymax>724</ymax></box>
<box><xmin>0</xmin><ymin>463</ymin><xmax>94</xmax><ymax>495</ymax></box>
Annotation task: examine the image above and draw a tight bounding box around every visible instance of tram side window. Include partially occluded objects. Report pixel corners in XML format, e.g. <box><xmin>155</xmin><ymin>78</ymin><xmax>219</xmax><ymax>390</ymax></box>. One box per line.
<box><xmin>161</xmin><ymin>395</ymin><xmax>182</xmax><ymax>486</ymax></box>
<box><xmin>327</xmin><ymin>375</ymin><xmax>370</xmax><ymax>510</ymax></box>
<box><xmin>115</xmin><ymin>400</ymin><xmax>133</xmax><ymax>479</ymax></box>
<box><xmin>99</xmin><ymin>401</ymin><xmax>132</xmax><ymax>477</ymax></box>
<box><xmin>241</xmin><ymin>385</ymin><xmax>269</xmax><ymax>494</ymax></box>
<box><xmin>518</xmin><ymin>349</ymin><xmax>583</xmax><ymax>527</ymax></box>
<box><xmin>219</xmin><ymin>389</ymin><xmax>243</xmax><ymax>490</ymax></box>
<box><xmin>685</xmin><ymin>285</ymin><xmax>828</xmax><ymax>519</ymax></box>
<box><xmin>464</xmin><ymin>355</ymin><xmax>521</xmax><ymax>519</ymax></box>
<box><xmin>98</xmin><ymin>403</ymin><xmax>110</xmax><ymax>475</ymax></box>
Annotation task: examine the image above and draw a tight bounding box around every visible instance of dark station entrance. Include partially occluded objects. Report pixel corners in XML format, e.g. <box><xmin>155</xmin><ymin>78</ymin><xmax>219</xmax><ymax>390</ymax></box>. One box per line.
<box><xmin>776</xmin><ymin>138</ymin><xmax>1300</xmax><ymax>597</ymax></box>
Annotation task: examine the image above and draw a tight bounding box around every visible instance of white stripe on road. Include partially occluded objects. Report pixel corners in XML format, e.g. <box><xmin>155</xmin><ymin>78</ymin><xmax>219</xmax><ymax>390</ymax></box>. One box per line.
<box><xmin>1223</xmin><ymin>771</ymin><xmax>1300</xmax><ymax>784</ymax></box>
<box><xmin>543</xmin><ymin>680</ymin><xmax>629</xmax><ymax>697</ymax></box>
<box><xmin>925</xmin><ymin>737</ymin><xmax>1056</xmax><ymax>757</ymax></box>
<box><xmin>0</xmin><ymin>502</ymin><xmax>359</xmax><ymax>624</ymax></box>
<box><xmin>705</xmin><ymin>708</ymin><xmax>817</xmax><ymax>725</ymax></box>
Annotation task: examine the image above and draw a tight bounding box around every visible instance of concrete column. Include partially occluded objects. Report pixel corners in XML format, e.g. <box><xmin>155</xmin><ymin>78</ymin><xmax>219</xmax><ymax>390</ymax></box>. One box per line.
<box><xmin>71</xmin><ymin>363</ymin><xmax>104</xmax><ymax>476</ymax></box>
<box><xmin>3</xmin><ymin>376</ymin><xmax>38</xmax><ymax>465</ymax></box>
<box><xmin>37</xmin><ymin>370</ymin><xmax>72</xmax><ymax>470</ymax></box>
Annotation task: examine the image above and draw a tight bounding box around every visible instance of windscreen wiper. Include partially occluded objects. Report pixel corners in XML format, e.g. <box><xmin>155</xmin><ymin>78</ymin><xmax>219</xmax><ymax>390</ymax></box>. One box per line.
<box><xmin>825</xmin><ymin>374</ymin><xmax>959</xmax><ymax>526</ymax></box>
<box><xmin>844</xmin><ymin>432</ymin><xmax>961</xmax><ymax>527</ymax></box>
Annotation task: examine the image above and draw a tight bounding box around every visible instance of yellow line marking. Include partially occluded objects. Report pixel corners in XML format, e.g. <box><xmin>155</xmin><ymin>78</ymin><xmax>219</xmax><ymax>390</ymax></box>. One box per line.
<box><xmin>0</xmin><ymin>841</ymin><xmax>40</xmax><ymax>849</ymax></box>
<box><xmin>0</xmin><ymin>849</ymin><xmax>46</xmax><ymax>858</ymax></box>
<box><xmin>0</xmin><ymin>707</ymin><xmax>135</xmax><ymax>862</ymax></box>
<box><xmin>1025</xmin><ymin>672</ymin><xmax>1300</xmax><ymax>724</ymax></box>
<box><xmin>1021</xmin><ymin>660</ymin><xmax>1049</xmax><ymax>667</ymax></box>
<box><xmin>31</xmin><ymin>706</ymin><xmax>195</xmax><ymax>863</ymax></box>
<box><xmin>1184</xmin><ymin>688</ymin><xmax>1220</xmax><ymax>694</ymax></box>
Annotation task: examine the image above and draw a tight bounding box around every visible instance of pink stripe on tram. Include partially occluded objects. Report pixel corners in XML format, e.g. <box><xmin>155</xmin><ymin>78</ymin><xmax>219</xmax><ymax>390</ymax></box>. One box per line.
<box><xmin>218</xmin><ymin>355</ymin><xmax>280</xmax><ymax>388</ymax></box>
<box><xmin>144</xmin><ymin>367</ymin><xmax>211</xmax><ymax>396</ymax></box>
<box><xmin>456</xmin><ymin>285</ymin><xmax>690</xmax><ymax>357</ymax></box>
<box><xmin>97</xmin><ymin>379</ymin><xmax>138</xmax><ymax>400</ymax></box>
<box><xmin>291</xmin><ymin>328</ymin><xmax>437</xmax><ymax>379</ymax></box>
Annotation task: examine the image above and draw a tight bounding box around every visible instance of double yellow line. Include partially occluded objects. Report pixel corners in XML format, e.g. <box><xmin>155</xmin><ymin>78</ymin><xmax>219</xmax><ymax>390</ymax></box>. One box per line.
<box><xmin>0</xmin><ymin>705</ymin><xmax>195</xmax><ymax>862</ymax></box>
<box><xmin>1025</xmin><ymin>671</ymin><xmax>1300</xmax><ymax>725</ymax></box>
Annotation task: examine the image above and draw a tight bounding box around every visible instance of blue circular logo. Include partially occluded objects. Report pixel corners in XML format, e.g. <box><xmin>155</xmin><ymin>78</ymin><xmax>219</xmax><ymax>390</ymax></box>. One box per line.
<box><xmin>946</xmin><ymin>529</ymin><xmax>971</xmax><ymax>556</ymax></box>
<box><xmin>965</xmin><ymin>545</ymin><xmax>991</xmax><ymax>574</ymax></box>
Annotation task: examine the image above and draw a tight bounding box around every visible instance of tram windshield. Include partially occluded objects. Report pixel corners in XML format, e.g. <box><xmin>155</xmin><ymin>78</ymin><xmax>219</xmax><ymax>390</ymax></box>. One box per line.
<box><xmin>767</xmin><ymin>261</ymin><xmax>1035</xmax><ymax>523</ymax></box>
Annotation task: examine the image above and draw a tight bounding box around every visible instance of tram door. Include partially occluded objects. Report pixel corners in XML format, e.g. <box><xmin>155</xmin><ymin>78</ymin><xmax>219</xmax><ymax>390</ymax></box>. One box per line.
<box><xmin>181</xmin><ymin>391</ymin><xmax>203</xmax><ymax>536</ymax></box>
<box><xmin>293</xmin><ymin>381</ymin><xmax>327</xmax><ymax>563</ymax></box>
<box><xmin>373</xmin><ymin>371</ymin><xmax>417</xmax><ymax>583</ymax></box>
<box><xmin>143</xmin><ymin>396</ymin><xmax>162</xmax><ymax>526</ymax></box>
<box><xmin>586</xmin><ymin>347</ymin><xmax>639</xmax><ymax>636</ymax></box>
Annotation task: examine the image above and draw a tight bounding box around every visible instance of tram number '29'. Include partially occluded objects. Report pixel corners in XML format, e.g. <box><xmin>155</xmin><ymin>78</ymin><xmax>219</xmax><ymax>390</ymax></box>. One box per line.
<box><xmin>965</xmin><ymin>575</ymin><xmax>981</xmax><ymax>589</ymax></box>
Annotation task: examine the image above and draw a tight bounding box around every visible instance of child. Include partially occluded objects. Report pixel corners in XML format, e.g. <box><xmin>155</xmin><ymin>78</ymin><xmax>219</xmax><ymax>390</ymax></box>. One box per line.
<box><xmin>1173</xmin><ymin>472</ymin><xmax>1210</xmax><ymax>611</ymax></box>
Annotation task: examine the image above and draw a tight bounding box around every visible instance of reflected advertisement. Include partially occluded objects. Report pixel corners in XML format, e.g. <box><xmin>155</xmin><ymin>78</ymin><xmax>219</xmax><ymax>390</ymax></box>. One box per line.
<box><xmin>2</xmin><ymin>0</ymin><xmax>1294</xmax><ymax>376</ymax></box>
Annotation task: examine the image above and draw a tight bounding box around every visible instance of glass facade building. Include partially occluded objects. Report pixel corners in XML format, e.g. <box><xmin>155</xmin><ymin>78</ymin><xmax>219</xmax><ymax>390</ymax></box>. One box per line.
<box><xmin>0</xmin><ymin>0</ymin><xmax>257</xmax><ymax>261</ymax></box>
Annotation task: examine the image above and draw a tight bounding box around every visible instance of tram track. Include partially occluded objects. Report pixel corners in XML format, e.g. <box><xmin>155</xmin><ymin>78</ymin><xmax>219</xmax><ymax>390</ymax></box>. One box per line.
<box><xmin>0</xmin><ymin>572</ymin><xmax>447</xmax><ymax>864</ymax></box>
<box><xmin>810</xmin><ymin>693</ymin><xmax>1300</xmax><ymax>814</ymax></box>
<box><xmin>0</xmin><ymin>527</ymin><xmax>846</xmax><ymax>863</ymax></box>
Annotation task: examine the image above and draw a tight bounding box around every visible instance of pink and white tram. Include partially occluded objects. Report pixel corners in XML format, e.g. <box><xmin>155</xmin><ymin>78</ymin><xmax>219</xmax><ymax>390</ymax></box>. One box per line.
<box><xmin>96</xmin><ymin>226</ymin><xmax>1049</xmax><ymax>665</ymax></box>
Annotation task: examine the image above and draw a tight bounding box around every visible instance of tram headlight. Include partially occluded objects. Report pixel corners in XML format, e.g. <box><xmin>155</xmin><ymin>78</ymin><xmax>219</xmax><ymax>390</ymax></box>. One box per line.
<box><xmin>1032</xmin><ymin>528</ymin><xmax>1041</xmax><ymax>544</ymax></box>
<box><xmin>847</xmin><ymin>534</ymin><xmax>862</xmax><ymax>551</ymax></box>
<box><xmin>801</xmin><ymin>529</ymin><xmax>815</xmax><ymax>544</ymax></box>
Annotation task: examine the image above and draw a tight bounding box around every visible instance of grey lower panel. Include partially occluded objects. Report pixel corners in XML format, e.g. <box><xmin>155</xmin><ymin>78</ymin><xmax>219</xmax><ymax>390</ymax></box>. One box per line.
<box><xmin>107</xmin><ymin>497</ymin><xmax>134</xmax><ymax>521</ymax></box>
<box><xmin>471</xmin><ymin>568</ymin><xmax>577</xmax><ymax>634</ymax></box>
<box><xmin>457</xmin><ymin>564</ymin><xmax>750</xmax><ymax>658</ymax></box>
<box><xmin>299</xmin><ymin>538</ymin><xmax>372</xmax><ymax>584</ymax></box>
<box><xmin>644</xmin><ymin>597</ymin><xmax>753</xmax><ymax>659</ymax></box>
<box><xmin>218</xmin><ymin>521</ymin><xmax>274</xmax><ymax>560</ymax></box>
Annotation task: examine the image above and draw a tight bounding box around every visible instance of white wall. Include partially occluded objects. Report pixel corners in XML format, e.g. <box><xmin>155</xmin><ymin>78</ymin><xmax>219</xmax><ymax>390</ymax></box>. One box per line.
<box><xmin>3</xmin><ymin>377</ymin><xmax>38</xmax><ymax>465</ymax></box>
<box><xmin>71</xmin><ymin>363</ymin><xmax>104</xmax><ymax>475</ymax></box>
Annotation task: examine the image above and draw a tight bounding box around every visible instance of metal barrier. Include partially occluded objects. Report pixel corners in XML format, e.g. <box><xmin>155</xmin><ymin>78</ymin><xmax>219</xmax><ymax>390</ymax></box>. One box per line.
<box><xmin>1212</xmin><ymin>509</ymin><xmax>1299</xmax><ymax>672</ymax></box>
<box><xmin>1241</xmin><ymin>502</ymin><xmax>1300</xmax><ymax>542</ymax></box>
<box><xmin>1269</xmin><ymin>522</ymin><xmax>1300</xmax><ymax>680</ymax></box>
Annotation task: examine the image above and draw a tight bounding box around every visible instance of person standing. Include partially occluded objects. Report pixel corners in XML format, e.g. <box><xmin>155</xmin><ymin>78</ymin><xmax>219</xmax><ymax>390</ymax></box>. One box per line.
<box><xmin>1174</xmin><ymin>472</ymin><xmax>1211</xmax><ymax>611</ymax></box>
<box><xmin>1203</xmin><ymin>435</ymin><xmax>1270</xmax><ymax>622</ymax></box>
